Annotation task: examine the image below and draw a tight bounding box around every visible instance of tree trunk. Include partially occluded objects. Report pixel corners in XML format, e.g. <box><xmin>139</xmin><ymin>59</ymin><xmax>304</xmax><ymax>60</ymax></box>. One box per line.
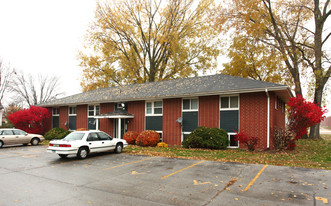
<box><xmin>309</xmin><ymin>84</ymin><xmax>324</xmax><ymax>139</ymax></box>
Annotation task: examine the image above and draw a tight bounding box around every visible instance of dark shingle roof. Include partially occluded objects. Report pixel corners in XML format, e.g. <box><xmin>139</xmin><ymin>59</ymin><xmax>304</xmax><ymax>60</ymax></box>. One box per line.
<box><xmin>39</xmin><ymin>74</ymin><xmax>291</xmax><ymax>107</ymax></box>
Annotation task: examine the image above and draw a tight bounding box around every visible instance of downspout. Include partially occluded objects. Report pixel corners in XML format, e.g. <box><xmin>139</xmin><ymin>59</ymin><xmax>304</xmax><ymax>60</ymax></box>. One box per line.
<box><xmin>265</xmin><ymin>88</ymin><xmax>270</xmax><ymax>149</ymax></box>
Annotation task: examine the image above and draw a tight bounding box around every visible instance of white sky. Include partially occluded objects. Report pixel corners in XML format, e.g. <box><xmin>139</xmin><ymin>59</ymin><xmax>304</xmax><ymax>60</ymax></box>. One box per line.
<box><xmin>0</xmin><ymin>0</ymin><xmax>330</xmax><ymax>116</ymax></box>
<box><xmin>0</xmin><ymin>0</ymin><xmax>97</xmax><ymax>101</ymax></box>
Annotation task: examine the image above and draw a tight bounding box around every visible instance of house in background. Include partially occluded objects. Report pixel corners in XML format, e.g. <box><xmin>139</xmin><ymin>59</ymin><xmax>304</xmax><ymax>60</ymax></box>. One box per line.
<box><xmin>321</xmin><ymin>116</ymin><xmax>331</xmax><ymax>129</ymax></box>
<box><xmin>40</xmin><ymin>74</ymin><xmax>293</xmax><ymax>150</ymax></box>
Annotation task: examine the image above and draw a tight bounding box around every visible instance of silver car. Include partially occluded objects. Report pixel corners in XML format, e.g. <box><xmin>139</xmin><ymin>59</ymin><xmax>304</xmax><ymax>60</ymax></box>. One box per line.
<box><xmin>0</xmin><ymin>128</ymin><xmax>45</xmax><ymax>148</ymax></box>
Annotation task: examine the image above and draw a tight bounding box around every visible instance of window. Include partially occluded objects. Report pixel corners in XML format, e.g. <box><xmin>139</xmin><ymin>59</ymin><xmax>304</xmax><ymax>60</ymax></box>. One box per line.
<box><xmin>88</xmin><ymin>105</ymin><xmax>100</xmax><ymax>117</ymax></box>
<box><xmin>69</xmin><ymin>106</ymin><xmax>77</xmax><ymax>130</ymax></box>
<box><xmin>13</xmin><ymin>130</ymin><xmax>26</xmax><ymax>135</ymax></box>
<box><xmin>98</xmin><ymin>132</ymin><xmax>112</xmax><ymax>140</ymax></box>
<box><xmin>2</xmin><ymin>130</ymin><xmax>13</xmax><ymax>135</ymax></box>
<box><xmin>228</xmin><ymin>133</ymin><xmax>238</xmax><ymax>148</ymax></box>
<box><xmin>146</xmin><ymin>101</ymin><xmax>163</xmax><ymax>115</ymax></box>
<box><xmin>183</xmin><ymin>98</ymin><xmax>198</xmax><ymax>111</ymax></box>
<box><xmin>69</xmin><ymin>107</ymin><xmax>76</xmax><ymax>115</ymax></box>
<box><xmin>220</xmin><ymin>96</ymin><xmax>239</xmax><ymax>110</ymax></box>
<box><xmin>52</xmin><ymin>108</ymin><xmax>59</xmax><ymax>116</ymax></box>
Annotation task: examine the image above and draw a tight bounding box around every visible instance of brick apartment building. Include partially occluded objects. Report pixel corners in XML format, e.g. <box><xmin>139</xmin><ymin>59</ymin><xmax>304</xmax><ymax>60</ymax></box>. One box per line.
<box><xmin>40</xmin><ymin>74</ymin><xmax>293</xmax><ymax>150</ymax></box>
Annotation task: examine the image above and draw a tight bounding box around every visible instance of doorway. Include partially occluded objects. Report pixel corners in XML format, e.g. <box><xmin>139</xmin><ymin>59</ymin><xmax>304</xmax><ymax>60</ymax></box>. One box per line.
<box><xmin>114</xmin><ymin>119</ymin><xmax>127</xmax><ymax>139</ymax></box>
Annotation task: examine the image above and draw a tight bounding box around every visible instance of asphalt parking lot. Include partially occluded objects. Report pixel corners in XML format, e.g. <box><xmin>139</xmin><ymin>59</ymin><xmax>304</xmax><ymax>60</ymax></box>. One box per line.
<box><xmin>0</xmin><ymin>145</ymin><xmax>329</xmax><ymax>206</ymax></box>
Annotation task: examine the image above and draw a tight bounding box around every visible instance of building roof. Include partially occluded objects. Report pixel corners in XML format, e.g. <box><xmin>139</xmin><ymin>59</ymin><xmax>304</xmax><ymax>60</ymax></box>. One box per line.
<box><xmin>39</xmin><ymin>74</ymin><xmax>293</xmax><ymax>107</ymax></box>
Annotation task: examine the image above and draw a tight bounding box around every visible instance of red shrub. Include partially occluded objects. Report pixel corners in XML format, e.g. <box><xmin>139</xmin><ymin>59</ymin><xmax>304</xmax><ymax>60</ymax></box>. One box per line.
<box><xmin>287</xmin><ymin>96</ymin><xmax>327</xmax><ymax>138</ymax></box>
<box><xmin>8</xmin><ymin>106</ymin><xmax>51</xmax><ymax>134</ymax></box>
<box><xmin>136</xmin><ymin>130</ymin><xmax>160</xmax><ymax>147</ymax></box>
<box><xmin>123</xmin><ymin>131</ymin><xmax>139</xmax><ymax>145</ymax></box>
<box><xmin>235</xmin><ymin>131</ymin><xmax>259</xmax><ymax>151</ymax></box>
<box><xmin>287</xmin><ymin>96</ymin><xmax>327</xmax><ymax>149</ymax></box>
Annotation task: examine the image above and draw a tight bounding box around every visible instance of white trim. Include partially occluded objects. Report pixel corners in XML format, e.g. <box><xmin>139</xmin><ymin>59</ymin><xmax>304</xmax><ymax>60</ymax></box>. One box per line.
<box><xmin>68</xmin><ymin>106</ymin><xmax>77</xmax><ymax>116</ymax></box>
<box><xmin>265</xmin><ymin>89</ymin><xmax>270</xmax><ymax>149</ymax></box>
<box><xmin>227</xmin><ymin>132</ymin><xmax>239</xmax><ymax>148</ymax></box>
<box><xmin>145</xmin><ymin>100</ymin><xmax>163</xmax><ymax>116</ymax></box>
<box><xmin>52</xmin><ymin>108</ymin><xmax>59</xmax><ymax>116</ymax></box>
<box><xmin>88</xmin><ymin>105</ymin><xmax>100</xmax><ymax>117</ymax></box>
<box><xmin>95</xmin><ymin>114</ymin><xmax>134</xmax><ymax>119</ymax></box>
<box><xmin>220</xmin><ymin>95</ymin><xmax>239</xmax><ymax>110</ymax></box>
<box><xmin>182</xmin><ymin>98</ymin><xmax>199</xmax><ymax>112</ymax></box>
<box><xmin>182</xmin><ymin>132</ymin><xmax>191</xmax><ymax>143</ymax></box>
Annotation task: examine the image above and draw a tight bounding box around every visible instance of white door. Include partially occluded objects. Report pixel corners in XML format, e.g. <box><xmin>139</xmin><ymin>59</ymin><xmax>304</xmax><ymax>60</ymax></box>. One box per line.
<box><xmin>86</xmin><ymin>132</ymin><xmax>104</xmax><ymax>153</ymax></box>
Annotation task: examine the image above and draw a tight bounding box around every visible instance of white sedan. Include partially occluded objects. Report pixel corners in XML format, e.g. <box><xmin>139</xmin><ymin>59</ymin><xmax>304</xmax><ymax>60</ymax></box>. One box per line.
<box><xmin>47</xmin><ymin>131</ymin><xmax>128</xmax><ymax>159</ymax></box>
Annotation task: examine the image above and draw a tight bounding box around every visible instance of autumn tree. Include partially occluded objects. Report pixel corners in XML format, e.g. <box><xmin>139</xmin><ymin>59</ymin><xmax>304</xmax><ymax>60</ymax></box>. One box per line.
<box><xmin>9</xmin><ymin>71</ymin><xmax>63</xmax><ymax>107</ymax></box>
<box><xmin>79</xmin><ymin>0</ymin><xmax>219</xmax><ymax>91</ymax></box>
<box><xmin>215</xmin><ymin>0</ymin><xmax>330</xmax><ymax>138</ymax></box>
<box><xmin>222</xmin><ymin>35</ymin><xmax>293</xmax><ymax>86</ymax></box>
<box><xmin>8</xmin><ymin>106</ymin><xmax>51</xmax><ymax>134</ymax></box>
<box><xmin>0</xmin><ymin>59</ymin><xmax>13</xmax><ymax>104</ymax></box>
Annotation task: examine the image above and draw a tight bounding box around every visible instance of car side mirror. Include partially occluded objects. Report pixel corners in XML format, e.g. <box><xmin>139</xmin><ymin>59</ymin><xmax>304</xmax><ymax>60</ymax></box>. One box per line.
<box><xmin>25</xmin><ymin>133</ymin><xmax>28</xmax><ymax>136</ymax></box>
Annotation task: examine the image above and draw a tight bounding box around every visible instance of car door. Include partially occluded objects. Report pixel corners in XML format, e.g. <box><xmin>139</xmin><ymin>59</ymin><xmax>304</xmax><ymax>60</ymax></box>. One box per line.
<box><xmin>13</xmin><ymin>129</ymin><xmax>30</xmax><ymax>144</ymax></box>
<box><xmin>86</xmin><ymin>132</ymin><xmax>103</xmax><ymax>153</ymax></box>
<box><xmin>0</xmin><ymin>130</ymin><xmax>16</xmax><ymax>145</ymax></box>
<box><xmin>97</xmin><ymin>132</ymin><xmax>115</xmax><ymax>152</ymax></box>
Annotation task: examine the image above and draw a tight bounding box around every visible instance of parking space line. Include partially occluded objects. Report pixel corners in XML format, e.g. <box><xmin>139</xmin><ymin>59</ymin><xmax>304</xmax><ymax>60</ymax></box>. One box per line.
<box><xmin>161</xmin><ymin>160</ymin><xmax>205</xmax><ymax>180</ymax></box>
<box><xmin>244</xmin><ymin>164</ymin><xmax>268</xmax><ymax>191</ymax></box>
<box><xmin>103</xmin><ymin>157</ymin><xmax>157</xmax><ymax>170</ymax></box>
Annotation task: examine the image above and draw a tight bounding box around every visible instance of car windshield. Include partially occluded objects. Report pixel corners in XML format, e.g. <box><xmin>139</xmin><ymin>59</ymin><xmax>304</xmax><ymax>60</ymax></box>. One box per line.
<box><xmin>63</xmin><ymin>132</ymin><xmax>85</xmax><ymax>140</ymax></box>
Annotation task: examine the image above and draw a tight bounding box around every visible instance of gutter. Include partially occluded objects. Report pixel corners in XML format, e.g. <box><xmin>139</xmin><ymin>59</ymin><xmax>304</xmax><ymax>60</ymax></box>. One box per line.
<box><xmin>265</xmin><ymin>88</ymin><xmax>270</xmax><ymax>149</ymax></box>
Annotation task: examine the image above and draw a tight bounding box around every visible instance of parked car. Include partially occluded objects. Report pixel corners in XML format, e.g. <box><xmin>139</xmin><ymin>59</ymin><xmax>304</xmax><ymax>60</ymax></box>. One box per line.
<box><xmin>47</xmin><ymin>130</ymin><xmax>128</xmax><ymax>159</ymax></box>
<box><xmin>0</xmin><ymin>128</ymin><xmax>44</xmax><ymax>148</ymax></box>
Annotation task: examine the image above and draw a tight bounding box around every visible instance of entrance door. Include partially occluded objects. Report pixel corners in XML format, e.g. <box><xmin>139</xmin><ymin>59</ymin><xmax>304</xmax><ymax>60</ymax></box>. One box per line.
<box><xmin>114</xmin><ymin>119</ymin><xmax>127</xmax><ymax>139</ymax></box>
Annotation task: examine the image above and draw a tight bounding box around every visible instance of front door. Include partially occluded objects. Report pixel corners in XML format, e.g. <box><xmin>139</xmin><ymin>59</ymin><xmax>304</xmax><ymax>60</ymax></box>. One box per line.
<box><xmin>114</xmin><ymin>119</ymin><xmax>127</xmax><ymax>139</ymax></box>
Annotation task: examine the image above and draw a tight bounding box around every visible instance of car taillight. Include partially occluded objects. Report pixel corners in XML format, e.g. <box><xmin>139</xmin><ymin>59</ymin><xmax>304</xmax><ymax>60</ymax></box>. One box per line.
<box><xmin>59</xmin><ymin>144</ymin><xmax>71</xmax><ymax>147</ymax></box>
<box><xmin>49</xmin><ymin>143</ymin><xmax>53</xmax><ymax>146</ymax></box>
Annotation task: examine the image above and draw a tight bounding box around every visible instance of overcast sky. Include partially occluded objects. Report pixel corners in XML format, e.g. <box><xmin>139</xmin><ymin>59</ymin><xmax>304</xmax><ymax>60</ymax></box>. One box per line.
<box><xmin>0</xmin><ymin>0</ymin><xmax>330</xmax><ymax>116</ymax></box>
<box><xmin>0</xmin><ymin>0</ymin><xmax>97</xmax><ymax>102</ymax></box>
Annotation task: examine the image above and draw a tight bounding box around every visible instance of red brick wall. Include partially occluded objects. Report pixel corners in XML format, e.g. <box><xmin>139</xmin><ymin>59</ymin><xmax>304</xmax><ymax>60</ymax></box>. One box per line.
<box><xmin>59</xmin><ymin>106</ymin><xmax>68</xmax><ymax>130</ymax></box>
<box><xmin>100</xmin><ymin>103</ymin><xmax>114</xmax><ymax>136</ymax></box>
<box><xmin>77</xmin><ymin>105</ymin><xmax>88</xmax><ymax>129</ymax></box>
<box><xmin>240</xmin><ymin>92</ymin><xmax>268</xmax><ymax>150</ymax></box>
<box><xmin>199</xmin><ymin>95</ymin><xmax>219</xmax><ymax>128</ymax></box>
<box><xmin>127</xmin><ymin>101</ymin><xmax>145</xmax><ymax>133</ymax></box>
<box><xmin>44</xmin><ymin>107</ymin><xmax>53</xmax><ymax>134</ymax></box>
<box><xmin>163</xmin><ymin>98</ymin><xmax>182</xmax><ymax>146</ymax></box>
<box><xmin>269</xmin><ymin>93</ymin><xmax>286</xmax><ymax>150</ymax></box>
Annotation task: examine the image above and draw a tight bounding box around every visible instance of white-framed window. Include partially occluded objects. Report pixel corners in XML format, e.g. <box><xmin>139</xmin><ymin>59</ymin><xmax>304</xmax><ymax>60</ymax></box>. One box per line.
<box><xmin>182</xmin><ymin>98</ymin><xmax>198</xmax><ymax>111</ymax></box>
<box><xmin>88</xmin><ymin>105</ymin><xmax>100</xmax><ymax>117</ymax></box>
<box><xmin>69</xmin><ymin>106</ymin><xmax>77</xmax><ymax>116</ymax></box>
<box><xmin>228</xmin><ymin>132</ymin><xmax>239</xmax><ymax>148</ymax></box>
<box><xmin>220</xmin><ymin>95</ymin><xmax>239</xmax><ymax>110</ymax></box>
<box><xmin>182</xmin><ymin>132</ymin><xmax>191</xmax><ymax>142</ymax></box>
<box><xmin>52</xmin><ymin>108</ymin><xmax>59</xmax><ymax>116</ymax></box>
<box><xmin>145</xmin><ymin>101</ymin><xmax>163</xmax><ymax>116</ymax></box>
<box><xmin>157</xmin><ymin>131</ymin><xmax>163</xmax><ymax>142</ymax></box>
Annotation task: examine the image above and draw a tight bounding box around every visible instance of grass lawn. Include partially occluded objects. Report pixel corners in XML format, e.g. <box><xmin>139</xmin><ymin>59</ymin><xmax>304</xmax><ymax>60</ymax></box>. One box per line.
<box><xmin>124</xmin><ymin>134</ymin><xmax>331</xmax><ymax>170</ymax></box>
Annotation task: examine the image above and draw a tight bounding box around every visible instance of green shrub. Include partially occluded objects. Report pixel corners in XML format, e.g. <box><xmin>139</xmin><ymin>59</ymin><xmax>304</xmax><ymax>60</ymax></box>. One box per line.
<box><xmin>44</xmin><ymin>128</ymin><xmax>71</xmax><ymax>140</ymax></box>
<box><xmin>182</xmin><ymin>127</ymin><xmax>229</xmax><ymax>149</ymax></box>
<box><xmin>0</xmin><ymin>122</ymin><xmax>14</xmax><ymax>128</ymax></box>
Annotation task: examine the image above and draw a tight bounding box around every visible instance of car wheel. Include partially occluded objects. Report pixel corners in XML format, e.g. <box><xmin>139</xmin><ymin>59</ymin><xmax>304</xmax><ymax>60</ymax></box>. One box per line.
<box><xmin>77</xmin><ymin>147</ymin><xmax>88</xmax><ymax>159</ymax></box>
<box><xmin>31</xmin><ymin>138</ymin><xmax>40</xmax><ymax>146</ymax></box>
<box><xmin>0</xmin><ymin>141</ymin><xmax>3</xmax><ymax>148</ymax></box>
<box><xmin>114</xmin><ymin>143</ymin><xmax>123</xmax><ymax>154</ymax></box>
